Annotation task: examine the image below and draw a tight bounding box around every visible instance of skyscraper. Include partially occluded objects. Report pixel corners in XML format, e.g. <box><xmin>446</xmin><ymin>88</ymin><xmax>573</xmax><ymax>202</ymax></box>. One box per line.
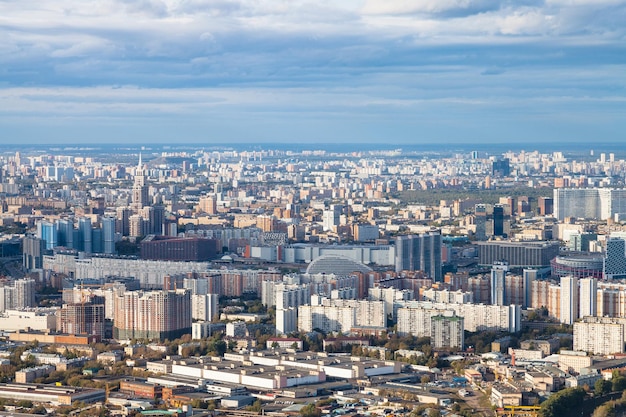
<box><xmin>490</xmin><ymin>262</ymin><xmax>508</xmax><ymax>306</ymax></box>
<box><xmin>56</xmin><ymin>218</ymin><xmax>74</xmax><ymax>248</ymax></box>
<box><xmin>604</xmin><ymin>238</ymin><xmax>626</xmax><ymax>280</ymax></box>
<box><xmin>131</xmin><ymin>154</ymin><xmax>149</xmax><ymax>211</ymax></box>
<box><xmin>474</xmin><ymin>204</ymin><xmax>487</xmax><ymax>241</ymax></box>
<box><xmin>78</xmin><ymin>217</ymin><xmax>92</xmax><ymax>253</ymax></box>
<box><xmin>492</xmin><ymin>204</ymin><xmax>505</xmax><ymax>237</ymax></box>
<box><xmin>395</xmin><ymin>231</ymin><xmax>442</xmax><ymax>281</ymax></box>
<box><xmin>492</xmin><ymin>158</ymin><xmax>510</xmax><ymax>177</ymax></box>
<box><xmin>102</xmin><ymin>217</ymin><xmax>116</xmax><ymax>254</ymax></box>
<box><xmin>149</xmin><ymin>205</ymin><xmax>165</xmax><ymax>235</ymax></box>
<box><xmin>37</xmin><ymin>221</ymin><xmax>57</xmax><ymax>250</ymax></box>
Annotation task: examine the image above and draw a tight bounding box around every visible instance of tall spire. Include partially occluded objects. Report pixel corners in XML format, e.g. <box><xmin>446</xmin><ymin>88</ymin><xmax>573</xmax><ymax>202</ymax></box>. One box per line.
<box><xmin>138</xmin><ymin>152</ymin><xmax>142</xmax><ymax>169</ymax></box>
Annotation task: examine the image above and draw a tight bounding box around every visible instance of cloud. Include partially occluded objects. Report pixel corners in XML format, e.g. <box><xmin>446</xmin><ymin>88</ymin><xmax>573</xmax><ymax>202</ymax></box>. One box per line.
<box><xmin>362</xmin><ymin>0</ymin><xmax>502</xmax><ymax>16</ymax></box>
<box><xmin>0</xmin><ymin>0</ymin><xmax>625</xmax><ymax>142</ymax></box>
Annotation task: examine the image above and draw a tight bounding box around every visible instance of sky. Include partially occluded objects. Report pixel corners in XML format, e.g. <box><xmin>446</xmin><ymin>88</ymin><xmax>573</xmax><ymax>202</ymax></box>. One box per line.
<box><xmin>1</xmin><ymin>0</ymin><xmax>625</xmax><ymax>145</ymax></box>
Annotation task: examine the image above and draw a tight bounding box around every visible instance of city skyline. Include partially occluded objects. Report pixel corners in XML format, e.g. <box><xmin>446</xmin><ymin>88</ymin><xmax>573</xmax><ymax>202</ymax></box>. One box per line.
<box><xmin>1</xmin><ymin>1</ymin><xmax>625</xmax><ymax>144</ymax></box>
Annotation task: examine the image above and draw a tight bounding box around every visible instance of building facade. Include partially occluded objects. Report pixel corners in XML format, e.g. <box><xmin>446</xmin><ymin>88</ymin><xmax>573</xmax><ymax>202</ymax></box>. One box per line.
<box><xmin>113</xmin><ymin>290</ymin><xmax>192</xmax><ymax>340</ymax></box>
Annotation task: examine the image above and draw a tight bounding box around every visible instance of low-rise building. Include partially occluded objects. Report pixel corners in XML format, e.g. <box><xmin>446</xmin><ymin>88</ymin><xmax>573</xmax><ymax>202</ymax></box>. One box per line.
<box><xmin>558</xmin><ymin>351</ymin><xmax>593</xmax><ymax>375</ymax></box>
<box><xmin>0</xmin><ymin>383</ymin><xmax>105</xmax><ymax>405</ymax></box>
<box><xmin>267</xmin><ymin>337</ymin><xmax>303</xmax><ymax>350</ymax></box>
<box><xmin>97</xmin><ymin>351</ymin><xmax>124</xmax><ymax>364</ymax></box>
<box><xmin>520</xmin><ymin>339</ymin><xmax>559</xmax><ymax>356</ymax></box>
<box><xmin>15</xmin><ymin>365</ymin><xmax>55</xmax><ymax>383</ymax></box>
<box><xmin>119</xmin><ymin>379</ymin><xmax>163</xmax><ymax>400</ymax></box>
<box><xmin>525</xmin><ymin>371</ymin><xmax>555</xmax><ymax>392</ymax></box>
<box><xmin>491</xmin><ymin>383</ymin><xmax>523</xmax><ymax>408</ymax></box>
<box><xmin>509</xmin><ymin>348</ymin><xmax>544</xmax><ymax>361</ymax></box>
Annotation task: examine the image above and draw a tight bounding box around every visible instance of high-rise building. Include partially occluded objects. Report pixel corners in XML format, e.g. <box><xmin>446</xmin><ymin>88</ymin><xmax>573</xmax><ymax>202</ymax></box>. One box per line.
<box><xmin>431</xmin><ymin>314</ymin><xmax>464</xmax><ymax>351</ymax></box>
<box><xmin>116</xmin><ymin>207</ymin><xmax>132</xmax><ymax>236</ymax></box>
<box><xmin>101</xmin><ymin>217</ymin><xmax>116</xmax><ymax>254</ymax></box>
<box><xmin>322</xmin><ymin>205</ymin><xmax>342</xmax><ymax>232</ymax></box>
<box><xmin>91</xmin><ymin>229</ymin><xmax>102</xmax><ymax>255</ymax></box>
<box><xmin>522</xmin><ymin>269</ymin><xmax>536</xmax><ymax>309</ymax></box>
<box><xmin>504</xmin><ymin>274</ymin><xmax>524</xmax><ymax>306</ymax></box>
<box><xmin>553</xmin><ymin>188</ymin><xmax>626</xmax><ymax>221</ymax></box>
<box><xmin>23</xmin><ymin>236</ymin><xmax>45</xmax><ymax>271</ymax></box>
<box><xmin>579</xmin><ymin>278</ymin><xmax>598</xmax><ymax>318</ymax></box>
<box><xmin>567</xmin><ymin>233</ymin><xmax>597</xmax><ymax>252</ymax></box>
<box><xmin>395</xmin><ymin>231</ymin><xmax>442</xmax><ymax>281</ymax></box>
<box><xmin>276</xmin><ymin>307</ymin><xmax>297</xmax><ymax>335</ymax></box>
<box><xmin>129</xmin><ymin>215</ymin><xmax>146</xmax><ymax>238</ymax></box>
<box><xmin>183</xmin><ymin>276</ymin><xmax>209</xmax><ymax>295</ymax></box>
<box><xmin>560</xmin><ymin>276</ymin><xmax>578</xmax><ymax>325</ymax></box>
<box><xmin>275</xmin><ymin>284</ymin><xmax>311</xmax><ymax>310</ymax></box>
<box><xmin>226</xmin><ymin>321</ymin><xmax>247</xmax><ymax>338</ymax></box>
<box><xmin>77</xmin><ymin>217</ymin><xmax>92</xmax><ymax>253</ymax></box>
<box><xmin>474</xmin><ymin>204</ymin><xmax>487</xmax><ymax>241</ymax></box>
<box><xmin>57</xmin><ymin>219</ymin><xmax>74</xmax><ymax>248</ymax></box>
<box><xmin>492</xmin><ymin>158</ymin><xmax>510</xmax><ymax>177</ymax></box>
<box><xmin>57</xmin><ymin>302</ymin><xmax>105</xmax><ymax>338</ymax></box>
<box><xmin>605</xmin><ymin>238</ymin><xmax>626</xmax><ymax>280</ymax></box>
<box><xmin>397</xmin><ymin>303</ymin><xmax>521</xmax><ymax>334</ymax></box>
<box><xmin>0</xmin><ymin>286</ymin><xmax>14</xmax><ymax>313</ymax></box>
<box><xmin>191</xmin><ymin>294</ymin><xmax>219</xmax><ymax>322</ymax></box>
<box><xmin>14</xmin><ymin>278</ymin><xmax>36</xmax><ymax>310</ymax></box>
<box><xmin>490</xmin><ymin>262</ymin><xmax>508</xmax><ymax>306</ymax></box>
<box><xmin>37</xmin><ymin>221</ymin><xmax>57</xmax><ymax>250</ymax></box>
<box><xmin>198</xmin><ymin>196</ymin><xmax>217</xmax><ymax>215</ymax></box>
<box><xmin>148</xmin><ymin>205</ymin><xmax>165</xmax><ymax>235</ymax></box>
<box><xmin>537</xmin><ymin>197</ymin><xmax>554</xmax><ymax>216</ymax></box>
<box><xmin>493</xmin><ymin>204</ymin><xmax>505</xmax><ymax>237</ymax></box>
<box><xmin>132</xmin><ymin>154</ymin><xmax>149</xmax><ymax>211</ymax></box>
<box><xmin>574</xmin><ymin>317</ymin><xmax>624</xmax><ymax>355</ymax></box>
<box><xmin>113</xmin><ymin>289</ymin><xmax>191</xmax><ymax>340</ymax></box>
<box><xmin>192</xmin><ymin>321</ymin><xmax>214</xmax><ymax>340</ymax></box>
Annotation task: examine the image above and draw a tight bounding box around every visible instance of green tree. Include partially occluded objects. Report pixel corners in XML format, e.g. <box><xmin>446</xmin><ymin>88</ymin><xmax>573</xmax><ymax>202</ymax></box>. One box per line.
<box><xmin>595</xmin><ymin>378</ymin><xmax>612</xmax><ymax>396</ymax></box>
<box><xmin>246</xmin><ymin>399</ymin><xmax>262</xmax><ymax>412</ymax></box>
<box><xmin>540</xmin><ymin>387</ymin><xmax>586</xmax><ymax>417</ymax></box>
<box><xmin>611</xmin><ymin>370</ymin><xmax>626</xmax><ymax>392</ymax></box>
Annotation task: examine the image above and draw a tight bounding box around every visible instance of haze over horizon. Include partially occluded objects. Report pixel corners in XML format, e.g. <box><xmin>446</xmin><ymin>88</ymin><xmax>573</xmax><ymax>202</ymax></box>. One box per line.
<box><xmin>1</xmin><ymin>0</ymin><xmax>625</xmax><ymax>144</ymax></box>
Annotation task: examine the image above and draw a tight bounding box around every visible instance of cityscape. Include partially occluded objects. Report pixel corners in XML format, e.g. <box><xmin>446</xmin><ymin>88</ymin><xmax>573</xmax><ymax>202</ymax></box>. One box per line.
<box><xmin>2</xmin><ymin>0</ymin><xmax>626</xmax><ymax>416</ymax></box>
<box><xmin>0</xmin><ymin>143</ymin><xmax>623</xmax><ymax>416</ymax></box>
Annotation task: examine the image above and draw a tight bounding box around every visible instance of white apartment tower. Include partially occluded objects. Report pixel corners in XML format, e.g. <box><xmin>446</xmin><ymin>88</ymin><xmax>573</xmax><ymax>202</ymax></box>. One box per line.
<box><xmin>191</xmin><ymin>293</ymin><xmax>219</xmax><ymax>322</ymax></box>
<box><xmin>490</xmin><ymin>262</ymin><xmax>508</xmax><ymax>306</ymax></box>
<box><xmin>574</xmin><ymin>317</ymin><xmax>624</xmax><ymax>355</ymax></box>
<box><xmin>560</xmin><ymin>276</ymin><xmax>579</xmax><ymax>325</ymax></box>
<box><xmin>579</xmin><ymin>278</ymin><xmax>598</xmax><ymax>318</ymax></box>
